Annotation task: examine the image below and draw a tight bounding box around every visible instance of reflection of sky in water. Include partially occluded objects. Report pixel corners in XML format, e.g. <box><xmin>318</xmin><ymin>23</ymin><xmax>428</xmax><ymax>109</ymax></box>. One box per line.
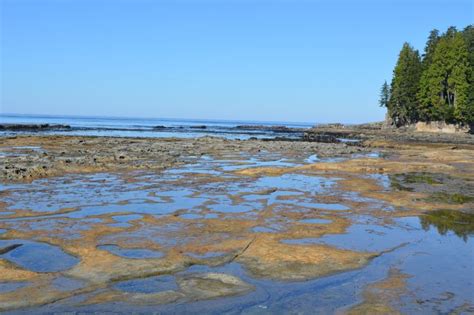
<box><xmin>0</xmin><ymin>218</ymin><xmax>102</xmax><ymax>241</ymax></box>
<box><xmin>0</xmin><ymin>281</ymin><xmax>30</xmax><ymax>293</ymax></box>
<box><xmin>282</xmin><ymin>216</ymin><xmax>473</xmax><ymax>252</ymax></box>
<box><xmin>252</xmin><ymin>226</ymin><xmax>281</xmax><ymax>233</ymax></box>
<box><xmin>0</xmin><ymin>240</ymin><xmax>79</xmax><ymax>272</ymax></box>
<box><xmin>99</xmin><ymin>222</ymin><xmax>203</xmax><ymax>248</ymax></box>
<box><xmin>278</xmin><ymin>215</ymin><xmax>474</xmax><ymax>313</ymax></box>
<box><xmin>108</xmin><ymin>214</ymin><xmax>143</xmax><ymax>227</ymax></box>
<box><xmin>207</xmin><ymin>202</ymin><xmax>255</xmax><ymax>213</ymax></box>
<box><xmin>255</xmin><ymin>174</ymin><xmax>334</xmax><ymax>193</ymax></box>
<box><xmin>114</xmin><ymin>275</ymin><xmax>178</xmax><ymax>293</ymax></box>
<box><xmin>1</xmin><ymin>156</ymin><xmax>337</xmax><ymax>218</ymax></box>
<box><xmin>4</xmin><ymin>173</ymin><xmax>166</xmax><ymax>213</ymax></box>
<box><xmin>1</xmin><ymin>152</ymin><xmax>473</xmax><ymax>313</ymax></box>
<box><xmin>366</xmin><ymin>173</ymin><xmax>391</xmax><ymax>190</ymax></box>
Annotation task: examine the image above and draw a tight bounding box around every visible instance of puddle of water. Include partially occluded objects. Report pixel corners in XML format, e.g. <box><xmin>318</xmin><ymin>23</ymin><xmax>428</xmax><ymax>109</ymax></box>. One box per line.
<box><xmin>179</xmin><ymin>213</ymin><xmax>203</xmax><ymax>219</ymax></box>
<box><xmin>3</xmin><ymin>173</ymin><xmax>168</xmax><ymax>213</ymax></box>
<box><xmin>97</xmin><ymin>244</ymin><xmax>164</xmax><ymax>259</ymax></box>
<box><xmin>3</xmin><ymin>218</ymin><xmax>102</xmax><ymax>240</ymax></box>
<box><xmin>109</xmin><ymin>214</ymin><xmax>143</xmax><ymax>228</ymax></box>
<box><xmin>219</xmin><ymin>157</ymin><xmax>299</xmax><ymax>172</ymax></box>
<box><xmin>113</xmin><ymin>275</ymin><xmax>178</xmax><ymax>293</ymax></box>
<box><xmin>2</xmin><ymin>153</ymin><xmax>474</xmax><ymax>313</ymax></box>
<box><xmin>244</xmin><ymin>190</ymin><xmax>301</xmax><ymax>201</ymax></box>
<box><xmin>352</xmin><ymin>151</ymin><xmax>380</xmax><ymax>158</ymax></box>
<box><xmin>305</xmin><ymin>154</ymin><xmax>319</xmax><ymax>163</ymax></box>
<box><xmin>252</xmin><ymin>226</ymin><xmax>278</xmax><ymax>233</ymax></box>
<box><xmin>65</xmin><ymin>193</ymin><xmax>208</xmax><ymax>218</ymax></box>
<box><xmin>165</xmin><ymin>168</ymin><xmax>222</xmax><ymax>176</ymax></box>
<box><xmin>282</xmin><ymin>215</ymin><xmax>474</xmax><ymax>253</ymax></box>
<box><xmin>0</xmin><ymin>240</ymin><xmax>79</xmax><ymax>272</ymax></box>
<box><xmin>99</xmin><ymin>222</ymin><xmax>194</xmax><ymax>248</ymax></box>
<box><xmin>255</xmin><ymin>174</ymin><xmax>334</xmax><ymax>194</ymax></box>
<box><xmin>419</xmin><ymin>209</ymin><xmax>474</xmax><ymax>242</ymax></box>
<box><xmin>312</xmin><ymin>203</ymin><xmax>349</xmax><ymax>211</ymax></box>
<box><xmin>0</xmin><ymin>281</ymin><xmax>30</xmax><ymax>293</ymax></box>
<box><xmin>0</xmin><ymin>152</ymin><xmax>28</xmax><ymax>158</ymax></box>
<box><xmin>281</xmin><ymin>220</ymin><xmax>410</xmax><ymax>252</ymax></box>
<box><xmin>278</xmin><ymin>200</ymin><xmax>350</xmax><ymax>211</ymax></box>
<box><xmin>207</xmin><ymin>203</ymin><xmax>254</xmax><ymax>213</ymax></box>
<box><xmin>367</xmin><ymin>174</ymin><xmax>391</xmax><ymax>191</ymax></box>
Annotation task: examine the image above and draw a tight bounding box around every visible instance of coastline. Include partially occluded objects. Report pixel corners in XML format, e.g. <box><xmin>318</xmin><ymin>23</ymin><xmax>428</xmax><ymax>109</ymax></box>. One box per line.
<box><xmin>2</xmin><ymin>122</ymin><xmax>474</xmax><ymax>182</ymax></box>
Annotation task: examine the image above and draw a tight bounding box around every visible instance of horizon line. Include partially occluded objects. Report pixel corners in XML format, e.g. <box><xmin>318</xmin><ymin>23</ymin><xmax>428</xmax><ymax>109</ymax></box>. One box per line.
<box><xmin>0</xmin><ymin>112</ymin><xmax>332</xmax><ymax>126</ymax></box>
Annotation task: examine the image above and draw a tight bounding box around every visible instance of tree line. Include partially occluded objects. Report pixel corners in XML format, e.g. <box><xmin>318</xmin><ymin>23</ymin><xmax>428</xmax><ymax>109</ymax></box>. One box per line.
<box><xmin>380</xmin><ymin>25</ymin><xmax>474</xmax><ymax>127</ymax></box>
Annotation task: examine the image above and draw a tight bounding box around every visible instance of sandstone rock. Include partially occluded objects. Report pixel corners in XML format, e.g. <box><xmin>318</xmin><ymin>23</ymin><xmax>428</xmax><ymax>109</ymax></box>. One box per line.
<box><xmin>414</xmin><ymin>121</ymin><xmax>471</xmax><ymax>134</ymax></box>
<box><xmin>177</xmin><ymin>273</ymin><xmax>254</xmax><ymax>299</ymax></box>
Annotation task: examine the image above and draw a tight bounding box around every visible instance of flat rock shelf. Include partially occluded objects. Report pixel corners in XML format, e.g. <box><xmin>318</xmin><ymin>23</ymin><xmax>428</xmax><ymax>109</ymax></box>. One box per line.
<box><xmin>0</xmin><ymin>133</ymin><xmax>473</xmax><ymax>313</ymax></box>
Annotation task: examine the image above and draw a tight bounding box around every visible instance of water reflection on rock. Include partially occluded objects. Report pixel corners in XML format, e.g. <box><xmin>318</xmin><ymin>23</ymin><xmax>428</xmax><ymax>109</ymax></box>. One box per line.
<box><xmin>0</xmin><ymin>143</ymin><xmax>473</xmax><ymax>313</ymax></box>
<box><xmin>420</xmin><ymin>210</ymin><xmax>474</xmax><ymax>241</ymax></box>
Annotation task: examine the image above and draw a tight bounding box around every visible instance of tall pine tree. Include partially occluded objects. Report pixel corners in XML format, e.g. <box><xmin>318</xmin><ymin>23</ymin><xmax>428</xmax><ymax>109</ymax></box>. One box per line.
<box><xmin>417</xmin><ymin>29</ymin><xmax>441</xmax><ymax>121</ymax></box>
<box><xmin>388</xmin><ymin>43</ymin><xmax>422</xmax><ymax>126</ymax></box>
<box><xmin>462</xmin><ymin>25</ymin><xmax>474</xmax><ymax>124</ymax></box>
<box><xmin>417</xmin><ymin>28</ymin><xmax>471</xmax><ymax>123</ymax></box>
<box><xmin>379</xmin><ymin>81</ymin><xmax>390</xmax><ymax>108</ymax></box>
<box><xmin>421</xmin><ymin>29</ymin><xmax>440</xmax><ymax>70</ymax></box>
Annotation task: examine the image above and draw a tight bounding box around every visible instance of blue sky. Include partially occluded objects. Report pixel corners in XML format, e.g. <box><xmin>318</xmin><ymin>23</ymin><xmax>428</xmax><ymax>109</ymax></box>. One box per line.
<box><xmin>1</xmin><ymin>0</ymin><xmax>472</xmax><ymax>123</ymax></box>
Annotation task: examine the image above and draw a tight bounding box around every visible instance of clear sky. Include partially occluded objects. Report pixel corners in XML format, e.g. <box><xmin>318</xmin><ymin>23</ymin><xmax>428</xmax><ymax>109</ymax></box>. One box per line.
<box><xmin>1</xmin><ymin>0</ymin><xmax>472</xmax><ymax>123</ymax></box>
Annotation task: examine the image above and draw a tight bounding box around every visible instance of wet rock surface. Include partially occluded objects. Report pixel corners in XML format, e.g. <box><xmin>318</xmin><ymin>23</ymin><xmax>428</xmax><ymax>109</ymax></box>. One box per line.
<box><xmin>234</xmin><ymin>125</ymin><xmax>304</xmax><ymax>133</ymax></box>
<box><xmin>0</xmin><ymin>133</ymin><xmax>473</xmax><ymax>313</ymax></box>
<box><xmin>0</xmin><ymin>123</ymin><xmax>71</xmax><ymax>131</ymax></box>
<box><xmin>0</xmin><ymin>135</ymin><xmax>367</xmax><ymax>181</ymax></box>
<box><xmin>304</xmin><ymin>123</ymin><xmax>474</xmax><ymax>144</ymax></box>
<box><xmin>177</xmin><ymin>273</ymin><xmax>254</xmax><ymax>299</ymax></box>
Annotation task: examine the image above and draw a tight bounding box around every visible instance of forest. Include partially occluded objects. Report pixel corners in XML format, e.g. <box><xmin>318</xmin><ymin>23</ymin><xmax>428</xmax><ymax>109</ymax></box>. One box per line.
<box><xmin>380</xmin><ymin>25</ymin><xmax>474</xmax><ymax>127</ymax></box>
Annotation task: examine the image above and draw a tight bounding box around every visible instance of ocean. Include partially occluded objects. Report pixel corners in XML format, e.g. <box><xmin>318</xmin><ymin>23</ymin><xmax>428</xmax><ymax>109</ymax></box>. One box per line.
<box><xmin>0</xmin><ymin>114</ymin><xmax>314</xmax><ymax>140</ymax></box>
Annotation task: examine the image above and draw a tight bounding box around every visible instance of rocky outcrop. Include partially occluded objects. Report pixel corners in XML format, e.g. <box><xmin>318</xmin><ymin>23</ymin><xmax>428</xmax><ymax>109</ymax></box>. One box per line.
<box><xmin>303</xmin><ymin>122</ymin><xmax>474</xmax><ymax>144</ymax></box>
<box><xmin>235</xmin><ymin>125</ymin><xmax>303</xmax><ymax>133</ymax></box>
<box><xmin>414</xmin><ymin>121</ymin><xmax>471</xmax><ymax>134</ymax></box>
<box><xmin>0</xmin><ymin>124</ymin><xmax>71</xmax><ymax>131</ymax></box>
<box><xmin>0</xmin><ymin>135</ymin><xmax>370</xmax><ymax>181</ymax></box>
<box><xmin>302</xmin><ymin>133</ymin><xmax>340</xmax><ymax>143</ymax></box>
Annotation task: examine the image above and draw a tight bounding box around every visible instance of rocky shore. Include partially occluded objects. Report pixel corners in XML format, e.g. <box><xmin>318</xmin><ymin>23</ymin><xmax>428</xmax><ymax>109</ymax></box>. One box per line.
<box><xmin>0</xmin><ymin>126</ymin><xmax>473</xmax><ymax>313</ymax></box>
<box><xmin>2</xmin><ymin>123</ymin><xmax>474</xmax><ymax>182</ymax></box>
<box><xmin>303</xmin><ymin>122</ymin><xmax>474</xmax><ymax>145</ymax></box>
<box><xmin>0</xmin><ymin>135</ymin><xmax>368</xmax><ymax>182</ymax></box>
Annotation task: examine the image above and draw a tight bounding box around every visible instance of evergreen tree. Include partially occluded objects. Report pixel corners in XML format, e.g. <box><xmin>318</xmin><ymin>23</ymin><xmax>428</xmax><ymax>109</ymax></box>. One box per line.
<box><xmin>462</xmin><ymin>25</ymin><xmax>474</xmax><ymax>124</ymax></box>
<box><xmin>379</xmin><ymin>81</ymin><xmax>390</xmax><ymax>108</ymax></box>
<box><xmin>445</xmin><ymin>26</ymin><xmax>458</xmax><ymax>38</ymax></box>
<box><xmin>387</xmin><ymin>43</ymin><xmax>422</xmax><ymax>126</ymax></box>
<box><xmin>417</xmin><ymin>29</ymin><xmax>471</xmax><ymax>123</ymax></box>
<box><xmin>417</xmin><ymin>29</ymin><xmax>440</xmax><ymax>121</ymax></box>
<box><xmin>421</xmin><ymin>29</ymin><xmax>440</xmax><ymax>70</ymax></box>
